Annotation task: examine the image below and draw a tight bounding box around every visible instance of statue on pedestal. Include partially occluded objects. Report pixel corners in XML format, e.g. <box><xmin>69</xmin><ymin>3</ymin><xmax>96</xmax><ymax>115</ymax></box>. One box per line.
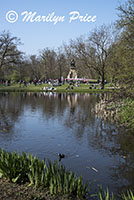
<box><xmin>71</xmin><ymin>59</ymin><xmax>75</xmax><ymax>68</ymax></box>
<box><xmin>67</xmin><ymin>59</ymin><xmax>77</xmax><ymax>79</ymax></box>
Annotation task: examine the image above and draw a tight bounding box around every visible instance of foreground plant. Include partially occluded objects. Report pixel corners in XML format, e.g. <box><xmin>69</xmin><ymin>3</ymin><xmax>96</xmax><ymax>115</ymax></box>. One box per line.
<box><xmin>122</xmin><ymin>190</ymin><xmax>134</xmax><ymax>200</ymax></box>
<box><xmin>0</xmin><ymin>149</ymin><xmax>88</xmax><ymax>199</ymax></box>
<box><xmin>97</xmin><ymin>189</ymin><xmax>115</xmax><ymax>200</ymax></box>
<box><xmin>27</xmin><ymin>155</ymin><xmax>46</xmax><ymax>187</ymax></box>
<box><xmin>0</xmin><ymin>149</ymin><xmax>46</xmax><ymax>185</ymax></box>
<box><xmin>92</xmin><ymin>186</ymin><xmax>115</xmax><ymax>200</ymax></box>
<box><xmin>0</xmin><ymin>149</ymin><xmax>28</xmax><ymax>183</ymax></box>
<box><xmin>45</xmin><ymin>160</ymin><xmax>88</xmax><ymax>198</ymax></box>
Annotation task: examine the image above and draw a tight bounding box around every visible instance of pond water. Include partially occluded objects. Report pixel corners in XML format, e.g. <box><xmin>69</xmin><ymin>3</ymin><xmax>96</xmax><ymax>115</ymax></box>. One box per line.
<box><xmin>0</xmin><ymin>92</ymin><xmax>134</xmax><ymax>195</ymax></box>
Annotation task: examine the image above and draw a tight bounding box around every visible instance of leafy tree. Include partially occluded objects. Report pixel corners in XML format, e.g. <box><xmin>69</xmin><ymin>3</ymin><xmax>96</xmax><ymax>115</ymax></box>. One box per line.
<box><xmin>117</xmin><ymin>0</ymin><xmax>134</xmax><ymax>46</ymax></box>
<box><xmin>113</xmin><ymin>0</ymin><xmax>134</xmax><ymax>96</ymax></box>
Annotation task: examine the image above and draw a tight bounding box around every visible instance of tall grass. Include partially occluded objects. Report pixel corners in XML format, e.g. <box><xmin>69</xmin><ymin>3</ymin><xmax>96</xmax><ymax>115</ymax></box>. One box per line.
<box><xmin>45</xmin><ymin>160</ymin><xmax>88</xmax><ymax>197</ymax></box>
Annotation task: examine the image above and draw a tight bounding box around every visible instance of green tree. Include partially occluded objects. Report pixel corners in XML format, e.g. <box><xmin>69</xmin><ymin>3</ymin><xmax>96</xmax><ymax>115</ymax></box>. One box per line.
<box><xmin>112</xmin><ymin>0</ymin><xmax>134</xmax><ymax>96</ymax></box>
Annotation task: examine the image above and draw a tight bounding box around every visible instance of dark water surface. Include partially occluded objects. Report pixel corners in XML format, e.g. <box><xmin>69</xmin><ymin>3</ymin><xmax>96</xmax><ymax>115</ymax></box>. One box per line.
<box><xmin>0</xmin><ymin>92</ymin><xmax>134</xmax><ymax>195</ymax></box>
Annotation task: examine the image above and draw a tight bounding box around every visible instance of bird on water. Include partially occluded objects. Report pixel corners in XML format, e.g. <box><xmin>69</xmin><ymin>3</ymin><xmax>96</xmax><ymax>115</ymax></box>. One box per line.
<box><xmin>58</xmin><ymin>153</ymin><xmax>65</xmax><ymax>161</ymax></box>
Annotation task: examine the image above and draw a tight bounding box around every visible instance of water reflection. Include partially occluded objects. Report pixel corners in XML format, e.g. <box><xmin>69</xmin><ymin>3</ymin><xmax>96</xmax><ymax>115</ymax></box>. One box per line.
<box><xmin>0</xmin><ymin>92</ymin><xmax>134</xmax><ymax>194</ymax></box>
<box><xmin>0</xmin><ymin>93</ymin><xmax>23</xmax><ymax>133</ymax></box>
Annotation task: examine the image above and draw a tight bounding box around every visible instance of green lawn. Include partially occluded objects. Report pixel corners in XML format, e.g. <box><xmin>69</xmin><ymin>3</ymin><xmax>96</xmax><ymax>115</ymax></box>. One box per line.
<box><xmin>0</xmin><ymin>83</ymin><xmax>114</xmax><ymax>93</ymax></box>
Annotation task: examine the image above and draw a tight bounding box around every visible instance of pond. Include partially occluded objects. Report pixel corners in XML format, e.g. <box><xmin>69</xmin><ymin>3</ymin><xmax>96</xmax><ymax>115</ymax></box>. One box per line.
<box><xmin>0</xmin><ymin>92</ymin><xmax>134</xmax><ymax>195</ymax></box>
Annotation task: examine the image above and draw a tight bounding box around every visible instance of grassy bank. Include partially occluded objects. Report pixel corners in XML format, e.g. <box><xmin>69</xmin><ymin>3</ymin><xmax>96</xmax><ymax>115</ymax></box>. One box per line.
<box><xmin>118</xmin><ymin>99</ymin><xmax>134</xmax><ymax>131</ymax></box>
<box><xmin>0</xmin><ymin>83</ymin><xmax>113</xmax><ymax>93</ymax></box>
<box><xmin>95</xmin><ymin>97</ymin><xmax>134</xmax><ymax>131</ymax></box>
<box><xmin>105</xmin><ymin>98</ymin><xmax>134</xmax><ymax>131</ymax></box>
<box><xmin>0</xmin><ymin>149</ymin><xmax>134</xmax><ymax>200</ymax></box>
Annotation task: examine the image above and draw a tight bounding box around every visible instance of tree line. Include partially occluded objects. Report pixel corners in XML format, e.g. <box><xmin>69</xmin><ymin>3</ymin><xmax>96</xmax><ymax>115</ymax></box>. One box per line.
<box><xmin>0</xmin><ymin>0</ymin><xmax>134</xmax><ymax>93</ymax></box>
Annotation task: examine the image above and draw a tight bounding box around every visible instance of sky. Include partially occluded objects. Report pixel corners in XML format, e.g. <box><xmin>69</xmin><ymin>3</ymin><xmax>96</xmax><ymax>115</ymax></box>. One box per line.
<box><xmin>0</xmin><ymin>0</ymin><xmax>126</xmax><ymax>56</ymax></box>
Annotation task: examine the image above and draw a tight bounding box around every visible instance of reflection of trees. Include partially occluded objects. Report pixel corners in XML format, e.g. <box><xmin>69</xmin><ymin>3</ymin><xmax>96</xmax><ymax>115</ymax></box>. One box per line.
<box><xmin>1</xmin><ymin>92</ymin><xmax>134</xmax><ymax>192</ymax></box>
<box><xmin>108</xmin><ymin>132</ymin><xmax>134</xmax><ymax>193</ymax></box>
<box><xmin>93</xmin><ymin>95</ymin><xmax>134</xmax><ymax>192</ymax></box>
<box><xmin>20</xmin><ymin>92</ymin><xmax>68</xmax><ymax>119</ymax></box>
<box><xmin>87</xmin><ymin>118</ymin><xmax>119</xmax><ymax>154</ymax></box>
<box><xmin>0</xmin><ymin>93</ymin><xmax>23</xmax><ymax>133</ymax></box>
<box><xmin>64</xmin><ymin>93</ymin><xmax>99</xmax><ymax>139</ymax></box>
<box><xmin>110</xmin><ymin>156</ymin><xmax>134</xmax><ymax>193</ymax></box>
<box><xmin>64</xmin><ymin>93</ymin><xmax>134</xmax><ymax>192</ymax></box>
<box><xmin>42</xmin><ymin>93</ymin><xmax>67</xmax><ymax>118</ymax></box>
<box><xmin>0</xmin><ymin>92</ymin><xmax>68</xmax><ymax>133</ymax></box>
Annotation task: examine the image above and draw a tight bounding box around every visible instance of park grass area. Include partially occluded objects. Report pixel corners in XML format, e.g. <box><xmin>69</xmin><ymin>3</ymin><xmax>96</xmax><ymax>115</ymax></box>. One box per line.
<box><xmin>0</xmin><ymin>83</ymin><xmax>114</xmax><ymax>93</ymax></box>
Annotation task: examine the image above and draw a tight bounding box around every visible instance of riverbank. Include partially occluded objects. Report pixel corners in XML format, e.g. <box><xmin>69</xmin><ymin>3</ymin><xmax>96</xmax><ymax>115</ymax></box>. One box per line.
<box><xmin>0</xmin><ymin>178</ymin><xmax>72</xmax><ymax>200</ymax></box>
<box><xmin>0</xmin><ymin>178</ymin><xmax>78</xmax><ymax>200</ymax></box>
<box><xmin>118</xmin><ymin>98</ymin><xmax>134</xmax><ymax>131</ymax></box>
<box><xmin>1</xmin><ymin>177</ymin><xmax>134</xmax><ymax>200</ymax></box>
<box><xmin>95</xmin><ymin>96</ymin><xmax>134</xmax><ymax>132</ymax></box>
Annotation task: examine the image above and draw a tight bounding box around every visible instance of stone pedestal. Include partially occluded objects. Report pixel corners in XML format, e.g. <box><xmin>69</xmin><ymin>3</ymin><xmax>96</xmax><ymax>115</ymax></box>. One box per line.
<box><xmin>67</xmin><ymin>68</ymin><xmax>77</xmax><ymax>79</ymax></box>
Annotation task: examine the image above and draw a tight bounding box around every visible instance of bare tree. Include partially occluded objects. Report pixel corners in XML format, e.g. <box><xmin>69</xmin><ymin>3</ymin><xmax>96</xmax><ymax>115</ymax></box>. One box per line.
<box><xmin>40</xmin><ymin>48</ymin><xmax>58</xmax><ymax>79</ymax></box>
<box><xmin>68</xmin><ymin>37</ymin><xmax>96</xmax><ymax>78</ymax></box>
<box><xmin>69</xmin><ymin>25</ymin><xmax>115</xmax><ymax>88</ymax></box>
<box><xmin>0</xmin><ymin>31</ymin><xmax>22</xmax><ymax>70</ymax></box>
<box><xmin>28</xmin><ymin>55</ymin><xmax>43</xmax><ymax>80</ymax></box>
<box><xmin>88</xmin><ymin>25</ymin><xmax>114</xmax><ymax>88</ymax></box>
<box><xmin>56</xmin><ymin>47</ymin><xmax>68</xmax><ymax>79</ymax></box>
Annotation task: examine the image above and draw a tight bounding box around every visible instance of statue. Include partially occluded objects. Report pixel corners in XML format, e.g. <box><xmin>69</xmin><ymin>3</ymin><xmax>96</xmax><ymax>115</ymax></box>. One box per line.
<box><xmin>67</xmin><ymin>59</ymin><xmax>77</xmax><ymax>79</ymax></box>
<box><xmin>71</xmin><ymin>59</ymin><xmax>76</xmax><ymax>68</ymax></box>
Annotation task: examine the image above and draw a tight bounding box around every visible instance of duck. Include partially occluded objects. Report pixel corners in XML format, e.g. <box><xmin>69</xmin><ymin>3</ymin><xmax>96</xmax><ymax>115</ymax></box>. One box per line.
<box><xmin>58</xmin><ymin>153</ymin><xmax>65</xmax><ymax>161</ymax></box>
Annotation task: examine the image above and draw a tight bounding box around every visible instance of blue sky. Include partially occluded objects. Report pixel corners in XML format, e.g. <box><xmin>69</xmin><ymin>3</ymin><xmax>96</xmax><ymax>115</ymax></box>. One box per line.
<box><xmin>0</xmin><ymin>0</ymin><xmax>126</xmax><ymax>55</ymax></box>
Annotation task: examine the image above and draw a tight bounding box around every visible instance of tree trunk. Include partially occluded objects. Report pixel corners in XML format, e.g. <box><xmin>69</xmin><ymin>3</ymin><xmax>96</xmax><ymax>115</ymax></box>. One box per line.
<box><xmin>101</xmin><ymin>71</ymin><xmax>105</xmax><ymax>89</ymax></box>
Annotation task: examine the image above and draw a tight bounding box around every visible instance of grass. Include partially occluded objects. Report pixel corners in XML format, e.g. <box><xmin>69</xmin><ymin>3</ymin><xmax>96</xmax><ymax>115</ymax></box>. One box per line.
<box><xmin>0</xmin><ymin>83</ymin><xmax>114</xmax><ymax>93</ymax></box>
<box><xmin>104</xmin><ymin>98</ymin><xmax>134</xmax><ymax>131</ymax></box>
<box><xmin>119</xmin><ymin>99</ymin><xmax>134</xmax><ymax>131</ymax></box>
